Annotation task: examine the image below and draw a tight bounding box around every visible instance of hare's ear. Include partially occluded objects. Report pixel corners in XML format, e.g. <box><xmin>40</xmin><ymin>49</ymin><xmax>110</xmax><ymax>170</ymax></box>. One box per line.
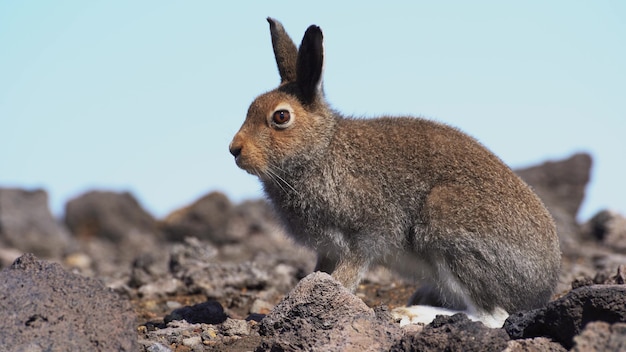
<box><xmin>267</xmin><ymin>17</ymin><xmax>298</xmax><ymax>84</ymax></box>
<box><xmin>296</xmin><ymin>25</ymin><xmax>324</xmax><ymax>104</ymax></box>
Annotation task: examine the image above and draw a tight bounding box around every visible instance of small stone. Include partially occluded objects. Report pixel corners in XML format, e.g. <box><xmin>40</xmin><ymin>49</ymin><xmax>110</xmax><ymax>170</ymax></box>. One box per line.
<box><xmin>166</xmin><ymin>301</ymin><xmax>183</xmax><ymax>310</ymax></box>
<box><xmin>250</xmin><ymin>299</ymin><xmax>273</xmax><ymax>315</ymax></box>
<box><xmin>202</xmin><ymin>327</ymin><xmax>219</xmax><ymax>340</ymax></box>
<box><xmin>220</xmin><ymin>318</ymin><xmax>251</xmax><ymax>336</ymax></box>
<box><xmin>146</xmin><ymin>342</ymin><xmax>173</xmax><ymax>352</ymax></box>
<box><xmin>181</xmin><ymin>335</ymin><xmax>202</xmax><ymax>347</ymax></box>
<box><xmin>63</xmin><ymin>253</ymin><xmax>92</xmax><ymax>270</ymax></box>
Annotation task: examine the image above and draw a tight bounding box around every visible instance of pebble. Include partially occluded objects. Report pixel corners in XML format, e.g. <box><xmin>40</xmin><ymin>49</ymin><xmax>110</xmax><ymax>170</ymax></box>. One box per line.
<box><xmin>221</xmin><ymin>318</ymin><xmax>251</xmax><ymax>336</ymax></box>
<box><xmin>182</xmin><ymin>335</ymin><xmax>202</xmax><ymax>347</ymax></box>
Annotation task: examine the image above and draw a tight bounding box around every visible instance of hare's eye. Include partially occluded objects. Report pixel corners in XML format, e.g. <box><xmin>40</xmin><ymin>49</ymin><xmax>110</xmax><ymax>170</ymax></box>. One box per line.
<box><xmin>272</xmin><ymin>110</ymin><xmax>291</xmax><ymax>125</ymax></box>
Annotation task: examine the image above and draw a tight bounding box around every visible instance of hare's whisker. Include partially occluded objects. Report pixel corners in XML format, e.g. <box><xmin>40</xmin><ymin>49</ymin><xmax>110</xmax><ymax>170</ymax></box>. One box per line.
<box><xmin>267</xmin><ymin>165</ymin><xmax>299</xmax><ymax>195</ymax></box>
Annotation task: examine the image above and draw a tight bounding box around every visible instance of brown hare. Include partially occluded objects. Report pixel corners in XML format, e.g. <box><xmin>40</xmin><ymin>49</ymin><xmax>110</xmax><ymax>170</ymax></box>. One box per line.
<box><xmin>229</xmin><ymin>18</ymin><xmax>560</xmax><ymax>328</ymax></box>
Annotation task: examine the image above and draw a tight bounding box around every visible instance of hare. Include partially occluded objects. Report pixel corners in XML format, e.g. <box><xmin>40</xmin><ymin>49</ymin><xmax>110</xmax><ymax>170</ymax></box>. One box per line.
<box><xmin>229</xmin><ymin>18</ymin><xmax>560</xmax><ymax>328</ymax></box>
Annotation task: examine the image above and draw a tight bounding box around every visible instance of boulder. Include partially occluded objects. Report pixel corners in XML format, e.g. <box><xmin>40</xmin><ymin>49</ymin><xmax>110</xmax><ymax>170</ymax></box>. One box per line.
<box><xmin>160</xmin><ymin>191</ymin><xmax>234</xmax><ymax>243</ymax></box>
<box><xmin>0</xmin><ymin>188</ymin><xmax>72</xmax><ymax>260</ymax></box>
<box><xmin>65</xmin><ymin>190</ymin><xmax>160</xmax><ymax>242</ymax></box>
<box><xmin>64</xmin><ymin>190</ymin><xmax>164</xmax><ymax>274</ymax></box>
<box><xmin>583</xmin><ymin>210</ymin><xmax>626</xmax><ymax>253</ymax></box>
<box><xmin>0</xmin><ymin>253</ymin><xmax>137</xmax><ymax>351</ymax></box>
<box><xmin>257</xmin><ymin>272</ymin><xmax>403</xmax><ymax>351</ymax></box>
<box><xmin>160</xmin><ymin>192</ymin><xmax>283</xmax><ymax>246</ymax></box>
<box><xmin>505</xmin><ymin>285</ymin><xmax>626</xmax><ymax>349</ymax></box>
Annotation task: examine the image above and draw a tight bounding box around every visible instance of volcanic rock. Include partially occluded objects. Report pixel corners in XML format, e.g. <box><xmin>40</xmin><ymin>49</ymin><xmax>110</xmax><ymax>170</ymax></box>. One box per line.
<box><xmin>0</xmin><ymin>253</ymin><xmax>137</xmax><ymax>351</ymax></box>
<box><xmin>0</xmin><ymin>188</ymin><xmax>72</xmax><ymax>260</ymax></box>
<box><xmin>257</xmin><ymin>272</ymin><xmax>403</xmax><ymax>351</ymax></box>
<box><xmin>505</xmin><ymin>284</ymin><xmax>626</xmax><ymax>349</ymax></box>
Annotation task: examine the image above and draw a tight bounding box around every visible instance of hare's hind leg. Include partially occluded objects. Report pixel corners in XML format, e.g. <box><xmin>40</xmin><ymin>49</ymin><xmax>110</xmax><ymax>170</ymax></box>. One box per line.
<box><xmin>392</xmin><ymin>263</ymin><xmax>509</xmax><ymax>328</ymax></box>
<box><xmin>392</xmin><ymin>288</ymin><xmax>508</xmax><ymax>328</ymax></box>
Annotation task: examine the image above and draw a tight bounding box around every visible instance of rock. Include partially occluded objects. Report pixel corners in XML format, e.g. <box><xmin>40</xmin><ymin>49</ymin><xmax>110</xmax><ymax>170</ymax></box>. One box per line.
<box><xmin>0</xmin><ymin>253</ymin><xmax>137</xmax><ymax>351</ymax></box>
<box><xmin>220</xmin><ymin>318</ymin><xmax>251</xmax><ymax>336</ymax></box>
<box><xmin>504</xmin><ymin>337</ymin><xmax>567</xmax><ymax>351</ymax></box>
<box><xmin>571</xmin><ymin>321</ymin><xmax>626</xmax><ymax>352</ymax></box>
<box><xmin>572</xmin><ymin>265</ymin><xmax>626</xmax><ymax>289</ymax></box>
<box><xmin>161</xmin><ymin>192</ymin><xmax>284</xmax><ymax>247</ymax></box>
<box><xmin>515</xmin><ymin>152</ymin><xmax>591</xmax><ymax>220</ymax></box>
<box><xmin>583</xmin><ymin>210</ymin><xmax>626</xmax><ymax>253</ymax></box>
<box><xmin>224</xmin><ymin>199</ymin><xmax>284</xmax><ymax>243</ymax></box>
<box><xmin>168</xmin><ymin>236</ymin><xmax>219</xmax><ymax>273</ymax></box>
<box><xmin>504</xmin><ymin>285</ymin><xmax>626</xmax><ymax>349</ymax></box>
<box><xmin>178</xmin><ymin>261</ymin><xmax>270</xmax><ymax>299</ymax></box>
<box><xmin>64</xmin><ymin>190</ymin><xmax>164</xmax><ymax>275</ymax></box>
<box><xmin>181</xmin><ymin>335</ymin><xmax>202</xmax><ymax>347</ymax></box>
<box><xmin>515</xmin><ymin>153</ymin><xmax>592</xmax><ymax>253</ymax></box>
<box><xmin>130</xmin><ymin>251</ymin><xmax>170</xmax><ymax>288</ymax></box>
<box><xmin>65</xmin><ymin>190</ymin><xmax>161</xmax><ymax>242</ymax></box>
<box><xmin>250</xmin><ymin>298</ymin><xmax>274</xmax><ymax>315</ymax></box>
<box><xmin>164</xmin><ymin>300</ymin><xmax>228</xmax><ymax>325</ymax></box>
<box><xmin>391</xmin><ymin>314</ymin><xmax>510</xmax><ymax>352</ymax></box>
<box><xmin>145</xmin><ymin>342</ymin><xmax>173</xmax><ymax>352</ymax></box>
<box><xmin>0</xmin><ymin>188</ymin><xmax>72</xmax><ymax>259</ymax></box>
<box><xmin>257</xmin><ymin>272</ymin><xmax>403</xmax><ymax>351</ymax></box>
<box><xmin>160</xmin><ymin>191</ymin><xmax>234</xmax><ymax>243</ymax></box>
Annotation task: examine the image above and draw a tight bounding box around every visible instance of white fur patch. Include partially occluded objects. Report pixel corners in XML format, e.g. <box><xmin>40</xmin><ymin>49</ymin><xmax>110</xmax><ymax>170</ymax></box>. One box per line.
<box><xmin>391</xmin><ymin>305</ymin><xmax>508</xmax><ymax>329</ymax></box>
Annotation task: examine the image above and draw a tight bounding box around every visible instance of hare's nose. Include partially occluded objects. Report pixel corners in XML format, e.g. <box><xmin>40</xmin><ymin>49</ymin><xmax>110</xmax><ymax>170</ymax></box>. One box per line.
<box><xmin>229</xmin><ymin>145</ymin><xmax>242</xmax><ymax>158</ymax></box>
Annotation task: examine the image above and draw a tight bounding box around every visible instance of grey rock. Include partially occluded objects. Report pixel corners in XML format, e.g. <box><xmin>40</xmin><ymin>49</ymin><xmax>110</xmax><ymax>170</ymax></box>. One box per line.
<box><xmin>0</xmin><ymin>253</ymin><xmax>137</xmax><ymax>351</ymax></box>
<box><xmin>504</xmin><ymin>337</ymin><xmax>567</xmax><ymax>352</ymax></box>
<box><xmin>257</xmin><ymin>272</ymin><xmax>403</xmax><ymax>351</ymax></box>
<box><xmin>220</xmin><ymin>318</ymin><xmax>251</xmax><ymax>336</ymax></box>
<box><xmin>391</xmin><ymin>314</ymin><xmax>510</xmax><ymax>352</ymax></box>
<box><xmin>160</xmin><ymin>191</ymin><xmax>234</xmax><ymax>243</ymax></box>
<box><xmin>0</xmin><ymin>188</ymin><xmax>72</xmax><ymax>259</ymax></box>
<box><xmin>179</xmin><ymin>261</ymin><xmax>270</xmax><ymax>299</ymax></box>
<box><xmin>64</xmin><ymin>190</ymin><xmax>164</xmax><ymax>276</ymax></box>
<box><xmin>584</xmin><ymin>209</ymin><xmax>626</xmax><ymax>253</ymax></box>
<box><xmin>571</xmin><ymin>321</ymin><xmax>626</xmax><ymax>352</ymax></box>
<box><xmin>505</xmin><ymin>285</ymin><xmax>626</xmax><ymax>349</ymax></box>
<box><xmin>130</xmin><ymin>251</ymin><xmax>171</xmax><ymax>288</ymax></box>
<box><xmin>144</xmin><ymin>342</ymin><xmax>173</xmax><ymax>352</ymax></box>
<box><xmin>515</xmin><ymin>152</ymin><xmax>592</xmax><ymax>219</ymax></box>
<box><xmin>65</xmin><ymin>190</ymin><xmax>161</xmax><ymax>242</ymax></box>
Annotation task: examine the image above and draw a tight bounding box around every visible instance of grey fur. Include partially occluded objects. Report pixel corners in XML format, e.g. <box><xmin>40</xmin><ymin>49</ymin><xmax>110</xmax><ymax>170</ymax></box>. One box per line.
<box><xmin>229</xmin><ymin>19</ymin><xmax>560</xmax><ymax>317</ymax></box>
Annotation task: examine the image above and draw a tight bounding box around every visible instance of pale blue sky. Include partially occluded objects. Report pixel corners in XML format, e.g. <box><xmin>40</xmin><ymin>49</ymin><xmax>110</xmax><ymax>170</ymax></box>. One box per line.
<box><xmin>1</xmin><ymin>1</ymin><xmax>624</xmax><ymax>221</ymax></box>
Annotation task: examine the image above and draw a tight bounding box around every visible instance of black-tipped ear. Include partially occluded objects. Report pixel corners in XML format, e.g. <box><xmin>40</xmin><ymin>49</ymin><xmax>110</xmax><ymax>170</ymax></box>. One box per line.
<box><xmin>296</xmin><ymin>25</ymin><xmax>324</xmax><ymax>104</ymax></box>
<box><xmin>267</xmin><ymin>17</ymin><xmax>298</xmax><ymax>84</ymax></box>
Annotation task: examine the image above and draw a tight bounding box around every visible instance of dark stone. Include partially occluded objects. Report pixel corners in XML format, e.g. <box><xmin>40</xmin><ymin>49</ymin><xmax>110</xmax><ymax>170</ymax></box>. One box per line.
<box><xmin>583</xmin><ymin>210</ymin><xmax>626</xmax><ymax>253</ymax></box>
<box><xmin>504</xmin><ymin>285</ymin><xmax>626</xmax><ymax>349</ymax></box>
<box><xmin>391</xmin><ymin>314</ymin><xmax>510</xmax><ymax>352</ymax></box>
<box><xmin>164</xmin><ymin>300</ymin><xmax>228</xmax><ymax>325</ymax></box>
<box><xmin>0</xmin><ymin>253</ymin><xmax>137</xmax><ymax>351</ymax></box>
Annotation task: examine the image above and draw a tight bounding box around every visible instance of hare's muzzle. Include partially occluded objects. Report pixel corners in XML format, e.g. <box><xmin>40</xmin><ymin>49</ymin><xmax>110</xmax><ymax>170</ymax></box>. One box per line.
<box><xmin>229</xmin><ymin>144</ymin><xmax>242</xmax><ymax>159</ymax></box>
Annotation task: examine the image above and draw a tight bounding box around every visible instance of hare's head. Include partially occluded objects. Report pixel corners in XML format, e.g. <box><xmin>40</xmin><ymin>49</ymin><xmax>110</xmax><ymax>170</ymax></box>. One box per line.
<box><xmin>229</xmin><ymin>18</ymin><xmax>334</xmax><ymax>179</ymax></box>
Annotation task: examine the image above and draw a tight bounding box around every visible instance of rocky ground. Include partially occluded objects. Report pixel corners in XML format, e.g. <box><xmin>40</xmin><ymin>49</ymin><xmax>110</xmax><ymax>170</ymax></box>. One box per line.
<box><xmin>1</xmin><ymin>152</ymin><xmax>625</xmax><ymax>351</ymax></box>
